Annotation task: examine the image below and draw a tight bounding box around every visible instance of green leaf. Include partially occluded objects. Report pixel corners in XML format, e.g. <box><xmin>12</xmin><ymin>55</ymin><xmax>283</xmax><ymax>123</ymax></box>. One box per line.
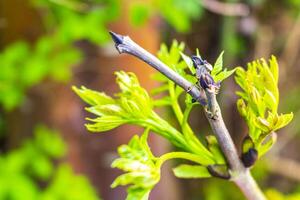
<box><xmin>180</xmin><ymin>52</ymin><xmax>195</xmax><ymax>74</ymax></box>
<box><xmin>255</xmin><ymin>117</ymin><xmax>271</xmax><ymax>133</ymax></box>
<box><xmin>235</xmin><ymin>56</ymin><xmax>293</xmax><ymax>155</ymax></box>
<box><xmin>196</xmin><ymin>48</ymin><xmax>201</xmax><ymax>57</ymax></box>
<box><xmin>269</xmin><ymin>55</ymin><xmax>279</xmax><ymax>83</ymax></box>
<box><xmin>173</xmin><ymin>164</ymin><xmax>211</xmax><ymax>179</ymax></box>
<box><xmin>72</xmin><ymin>86</ymin><xmax>114</xmax><ymax>106</ymax></box>
<box><xmin>213</xmin><ymin>68</ymin><xmax>236</xmax><ymax>82</ymax></box>
<box><xmin>237</xmin><ymin>99</ymin><xmax>247</xmax><ymax>117</ymax></box>
<box><xmin>273</xmin><ymin>113</ymin><xmax>293</xmax><ymax>131</ymax></box>
<box><xmin>263</xmin><ymin>90</ymin><xmax>278</xmax><ymax>113</ymax></box>
<box><xmin>111</xmin><ymin>131</ymin><xmax>160</xmax><ymax>200</ymax></box>
<box><xmin>257</xmin><ymin>132</ymin><xmax>277</xmax><ymax>157</ymax></box>
<box><xmin>85</xmin><ymin>116</ymin><xmax>127</xmax><ymax>132</ymax></box>
<box><xmin>211</xmin><ymin>51</ymin><xmax>224</xmax><ymax>76</ymax></box>
<box><xmin>126</xmin><ymin>187</ymin><xmax>150</xmax><ymax>200</ymax></box>
<box><xmin>209</xmin><ymin>51</ymin><xmax>236</xmax><ymax>82</ymax></box>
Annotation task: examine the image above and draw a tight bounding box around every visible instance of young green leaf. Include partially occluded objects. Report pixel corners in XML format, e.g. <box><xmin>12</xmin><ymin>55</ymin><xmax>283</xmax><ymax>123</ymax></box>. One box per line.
<box><xmin>211</xmin><ymin>51</ymin><xmax>224</xmax><ymax>76</ymax></box>
<box><xmin>235</xmin><ymin>56</ymin><xmax>293</xmax><ymax>157</ymax></box>
<box><xmin>210</xmin><ymin>51</ymin><xmax>236</xmax><ymax>82</ymax></box>
<box><xmin>111</xmin><ymin>131</ymin><xmax>160</xmax><ymax>200</ymax></box>
<box><xmin>173</xmin><ymin>164</ymin><xmax>211</xmax><ymax>179</ymax></box>
<box><xmin>180</xmin><ymin>52</ymin><xmax>195</xmax><ymax>74</ymax></box>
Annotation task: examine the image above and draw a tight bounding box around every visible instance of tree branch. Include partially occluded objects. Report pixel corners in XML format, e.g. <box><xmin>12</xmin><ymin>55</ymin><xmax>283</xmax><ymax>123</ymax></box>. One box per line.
<box><xmin>201</xmin><ymin>0</ymin><xmax>250</xmax><ymax>17</ymax></box>
<box><xmin>109</xmin><ymin>31</ymin><xmax>266</xmax><ymax>200</ymax></box>
<box><xmin>109</xmin><ymin>31</ymin><xmax>207</xmax><ymax>105</ymax></box>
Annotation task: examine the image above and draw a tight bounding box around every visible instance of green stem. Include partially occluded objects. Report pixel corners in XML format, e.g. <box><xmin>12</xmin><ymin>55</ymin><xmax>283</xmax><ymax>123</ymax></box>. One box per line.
<box><xmin>168</xmin><ymin>82</ymin><xmax>184</xmax><ymax>120</ymax></box>
<box><xmin>169</xmin><ymin>82</ymin><xmax>213</xmax><ymax>158</ymax></box>
<box><xmin>145</xmin><ymin>112</ymin><xmax>215</xmax><ymax>164</ymax></box>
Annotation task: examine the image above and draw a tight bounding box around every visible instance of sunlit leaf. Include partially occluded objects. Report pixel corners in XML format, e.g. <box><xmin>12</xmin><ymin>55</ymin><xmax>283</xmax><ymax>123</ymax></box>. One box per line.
<box><xmin>211</xmin><ymin>51</ymin><xmax>224</xmax><ymax>76</ymax></box>
<box><xmin>173</xmin><ymin>164</ymin><xmax>211</xmax><ymax>178</ymax></box>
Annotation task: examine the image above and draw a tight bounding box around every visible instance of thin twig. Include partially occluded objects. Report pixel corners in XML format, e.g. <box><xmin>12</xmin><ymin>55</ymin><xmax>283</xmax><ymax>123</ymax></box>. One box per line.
<box><xmin>109</xmin><ymin>31</ymin><xmax>266</xmax><ymax>200</ymax></box>
<box><xmin>201</xmin><ymin>0</ymin><xmax>250</xmax><ymax>17</ymax></box>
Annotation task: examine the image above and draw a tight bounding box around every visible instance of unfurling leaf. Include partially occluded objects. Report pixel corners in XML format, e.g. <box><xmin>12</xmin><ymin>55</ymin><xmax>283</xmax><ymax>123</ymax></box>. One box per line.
<box><xmin>72</xmin><ymin>86</ymin><xmax>114</xmax><ymax>106</ymax></box>
<box><xmin>210</xmin><ymin>51</ymin><xmax>236</xmax><ymax>82</ymax></box>
<box><xmin>211</xmin><ymin>51</ymin><xmax>224</xmax><ymax>76</ymax></box>
<box><xmin>235</xmin><ymin>56</ymin><xmax>293</xmax><ymax>157</ymax></box>
<box><xmin>73</xmin><ymin>71</ymin><xmax>154</xmax><ymax>133</ymax></box>
<box><xmin>85</xmin><ymin>116</ymin><xmax>127</xmax><ymax>132</ymax></box>
<box><xmin>180</xmin><ymin>52</ymin><xmax>195</xmax><ymax>74</ymax></box>
<box><xmin>111</xmin><ymin>131</ymin><xmax>160</xmax><ymax>200</ymax></box>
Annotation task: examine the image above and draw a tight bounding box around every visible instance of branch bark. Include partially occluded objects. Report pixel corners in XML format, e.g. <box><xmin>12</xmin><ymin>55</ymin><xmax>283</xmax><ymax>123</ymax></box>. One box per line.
<box><xmin>109</xmin><ymin>31</ymin><xmax>266</xmax><ymax>200</ymax></box>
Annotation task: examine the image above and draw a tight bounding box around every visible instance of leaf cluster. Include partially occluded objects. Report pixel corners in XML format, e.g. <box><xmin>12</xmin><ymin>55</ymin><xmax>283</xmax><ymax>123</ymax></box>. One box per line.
<box><xmin>235</xmin><ymin>56</ymin><xmax>293</xmax><ymax>156</ymax></box>
<box><xmin>111</xmin><ymin>130</ymin><xmax>159</xmax><ymax>200</ymax></box>
<box><xmin>32</xmin><ymin>0</ymin><xmax>121</xmax><ymax>44</ymax></box>
<box><xmin>0</xmin><ymin>37</ymin><xmax>80</xmax><ymax>110</ymax></box>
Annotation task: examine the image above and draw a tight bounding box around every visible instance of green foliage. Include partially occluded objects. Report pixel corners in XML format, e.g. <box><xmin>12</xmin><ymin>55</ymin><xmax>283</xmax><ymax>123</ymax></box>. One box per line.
<box><xmin>211</xmin><ymin>51</ymin><xmax>236</xmax><ymax>82</ymax></box>
<box><xmin>0</xmin><ymin>38</ymin><xmax>80</xmax><ymax>110</ymax></box>
<box><xmin>0</xmin><ymin>0</ymin><xmax>122</xmax><ymax>111</ymax></box>
<box><xmin>235</xmin><ymin>56</ymin><xmax>293</xmax><ymax>156</ymax></box>
<box><xmin>74</xmin><ymin>41</ymin><xmax>231</xmax><ymax>199</ymax></box>
<box><xmin>0</xmin><ymin>125</ymin><xmax>100</xmax><ymax>200</ymax></box>
<box><xmin>32</xmin><ymin>0</ymin><xmax>121</xmax><ymax>44</ymax></box>
<box><xmin>129</xmin><ymin>0</ymin><xmax>203</xmax><ymax>32</ymax></box>
<box><xmin>111</xmin><ymin>130</ymin><xmax>159</xmax><ymax>200</ymax></box>
<box><xmin>173</xmin><ymin>164</ymin><xmax>211</xmax><ymax>178</ymax></box>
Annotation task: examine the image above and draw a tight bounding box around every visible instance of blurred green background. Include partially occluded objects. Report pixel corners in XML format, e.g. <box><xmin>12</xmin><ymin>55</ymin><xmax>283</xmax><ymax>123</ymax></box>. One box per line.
<box><xmin>1</xmin><ymin>0</ymin><xmax>300</xmax><ymax>199</ymax></box>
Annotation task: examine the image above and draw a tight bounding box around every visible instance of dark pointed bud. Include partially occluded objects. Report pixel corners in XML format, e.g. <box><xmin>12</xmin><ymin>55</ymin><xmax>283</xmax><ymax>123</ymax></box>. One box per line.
<box><xmin>109</xmin><ymin>31</ymin><xmax>124</xmax><ymax>46</ymax></box>
<box><xmin>207</xmin><ymin>164</ymin><xmax>230</xmax><ymax>179</ymax></box>
<box><xmin>241</xmin><ymin>148</ymin><xmax>258</xmax><ymax>168</ymax></box>
<box><xmin>191</xmin><ymin>55</ymin><xmax>204</xmax><ymax>68</ymax></box>
<box><xmin>199</xmin><ymin>73</ymin><xmax>214</xmax><ymax>90</ymax></box>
